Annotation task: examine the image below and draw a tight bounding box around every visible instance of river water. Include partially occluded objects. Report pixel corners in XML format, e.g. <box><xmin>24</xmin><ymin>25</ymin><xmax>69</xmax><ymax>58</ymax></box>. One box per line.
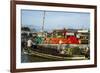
<box><xmin>21</xmin><ymin>51</ymin><xmax>59</xmax><ymax>63</ymax></box>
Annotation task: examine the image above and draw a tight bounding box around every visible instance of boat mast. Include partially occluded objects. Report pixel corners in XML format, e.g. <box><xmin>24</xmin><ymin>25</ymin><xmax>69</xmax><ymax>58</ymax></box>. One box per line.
<box><xmin>42</xmin><ymin>11</ymin><xmax>46</xmax><ymax>36</ymax></box>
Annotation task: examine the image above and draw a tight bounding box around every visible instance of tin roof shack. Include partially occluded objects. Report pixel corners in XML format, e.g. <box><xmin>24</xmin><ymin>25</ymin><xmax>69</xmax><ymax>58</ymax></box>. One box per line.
<box><xmin>77</xmin><ymin>29</ymin><xmax>90</xmax><ymax>44</ymax></box>
<box><xmin>66</xmin><ymin>29</ymin><xmax>77</xmax><ymax>37</ymax></box>
<box><xmin>53</xmin><ymin>28</ymin><xmax>67</xmax><ymax>38</ymax></box>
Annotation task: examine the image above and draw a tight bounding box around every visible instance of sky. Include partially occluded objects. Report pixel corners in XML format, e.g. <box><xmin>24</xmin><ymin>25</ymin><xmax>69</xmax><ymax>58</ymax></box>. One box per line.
<box><xmin>21</xmin><ymin>9</ymin><xmax>90</xmax><ymax>32</ymax></box>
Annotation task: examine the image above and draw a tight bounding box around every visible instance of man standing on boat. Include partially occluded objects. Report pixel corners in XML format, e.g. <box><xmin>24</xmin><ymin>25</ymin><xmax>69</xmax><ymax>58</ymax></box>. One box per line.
<box><xmin>27</xmin><ymin>38</ymin><xmax>33</xmax><ymax>52</ymax></box>
<box><xmin>27</xmin><ymin>38</ymin><xmax>33</xmax><ymax>48</ymax></box>
<box><xmin>57</xmin><ymin>40</ymin><xmax>63</xmax><ymax>54</ymax></box>
<box><xmin>27</xmin><ymin>37</ymin><xmax>37</xmax><ymax>52</ymax></box>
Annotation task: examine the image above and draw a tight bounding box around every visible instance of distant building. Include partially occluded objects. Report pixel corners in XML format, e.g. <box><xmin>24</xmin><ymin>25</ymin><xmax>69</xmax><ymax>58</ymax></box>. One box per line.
<box><xmin>77</xmin><ymin>29</ymin><xmax>90</xmax><ymax>44</ymax></box>
<box><xmin>53</xmin><ymin>28</ymin><xmax>67</xmax><ymax>38</ymax></box>
<box><xmin>21</xmin><ymin>27</ymin><xmax>37</xmax><ymax>38</ymax></box>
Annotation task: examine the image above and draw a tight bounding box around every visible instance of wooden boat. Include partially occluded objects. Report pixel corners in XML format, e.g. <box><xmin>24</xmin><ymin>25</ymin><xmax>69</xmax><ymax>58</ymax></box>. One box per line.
<box><xmin>23</xmin><ymin>49</ymin><xmax>86</xmax><ymax>60</ymax></box>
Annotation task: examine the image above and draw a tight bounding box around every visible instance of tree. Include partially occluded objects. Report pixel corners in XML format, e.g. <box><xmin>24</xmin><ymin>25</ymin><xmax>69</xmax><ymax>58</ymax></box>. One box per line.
<box><xmin>21</xmin><ymin>27</ymin><xmax>30</xmax><ymax>31</ymax></box>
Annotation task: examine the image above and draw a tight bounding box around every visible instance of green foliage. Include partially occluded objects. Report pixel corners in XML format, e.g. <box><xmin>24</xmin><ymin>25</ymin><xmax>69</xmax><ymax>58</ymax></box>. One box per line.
<box><xmin>72</xmin><ymin>47</ymin><xmax>82</xmax><ymax>55</ymax></box>
<box><xmin>65</xmin><ymin>48</ymin><xmax>73</xmax><ymax>56</ymax></box>
<box><xmin>35</xmin><ymin>36</ymin><xmax>43</xmax><ymax>44</ymax></box>
<box><xmin>65</xmin><ymin>47</ymin><xmax>82</xmax><ymax>56</ymax></box>
<box><xmin>21</xmin><ymin>27</ymin><xmax>30</xmax><ymax>31</ymax></box>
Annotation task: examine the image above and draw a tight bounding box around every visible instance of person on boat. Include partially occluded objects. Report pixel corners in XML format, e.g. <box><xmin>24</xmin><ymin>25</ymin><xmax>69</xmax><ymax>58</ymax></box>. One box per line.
<box><xmin>27</xmin><ymin>38</ymin><xmax>33</xmax><ymax>47</ymax></box>
<box><xmin>84</xmin><ymin>47</ymin><xmax>90</xmax><ymax>59</ymax></box>
<box><xmin>32</xmin><ymin>36</ymin><xmax>37</xmax><ymax>49</ymax></box>
<box><xmin>27</xmin><ymin>37</ymin><xmax>37</xmax><ymax>52</ymax></box>
<box><xmin>57</xmin><ymin>40</ymin><xmax>63</xmax><ymax>54</ymax></box>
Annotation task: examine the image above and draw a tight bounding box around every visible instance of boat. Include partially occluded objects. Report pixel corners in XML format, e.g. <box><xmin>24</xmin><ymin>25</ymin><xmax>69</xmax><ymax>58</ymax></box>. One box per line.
<box><xmin>23</xmin><ymin>48</ymin><xmax>86</xmax><ymax>61</ymax></box>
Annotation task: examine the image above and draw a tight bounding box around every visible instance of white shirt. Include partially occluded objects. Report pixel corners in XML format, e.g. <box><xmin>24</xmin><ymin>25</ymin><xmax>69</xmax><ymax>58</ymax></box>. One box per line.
<box><xmin>27</xmin><ymin>39</ymin><xmax>33</xmax><ymax>47</ymax></box>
